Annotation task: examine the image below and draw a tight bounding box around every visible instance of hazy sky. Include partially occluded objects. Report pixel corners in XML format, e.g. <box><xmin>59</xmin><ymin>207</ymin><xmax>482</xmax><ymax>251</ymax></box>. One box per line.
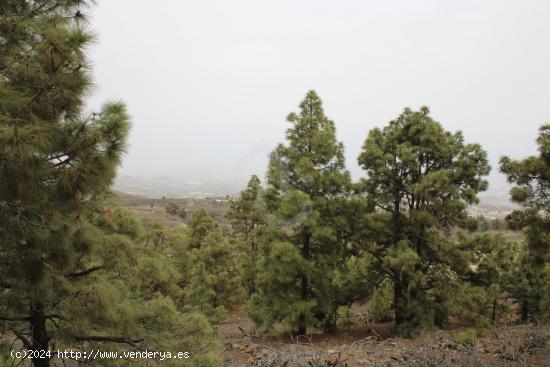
<box><xmin>87</xmin><ymin>0</ymin><xmax>550</xmax><ymax>191</ymax></box>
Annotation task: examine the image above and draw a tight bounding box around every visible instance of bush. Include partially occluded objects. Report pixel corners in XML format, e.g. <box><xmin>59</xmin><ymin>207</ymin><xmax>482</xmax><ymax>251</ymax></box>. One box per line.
<box><xmin>455</xmin><ymin>328</ymin><xmax>477</xmax><ymax>346</ymax></box>
<box><xmin>368</xmin><ymin>279</ymin><xmax>394</xmax><ymax>322</ymax></box>
<box><xmin>166</xmin><ymin>202</ymin><xmax>179</xmax><ymax>215</ymax></box>
<box><xmin>337</xmin><ymin>305</ymin><xmax>354</xmax><ymax>328</ymax></box>
<box><xmin>111</xmin><ymin>208</ymin><xmax>145</xmax><ymax>239</ymax></box>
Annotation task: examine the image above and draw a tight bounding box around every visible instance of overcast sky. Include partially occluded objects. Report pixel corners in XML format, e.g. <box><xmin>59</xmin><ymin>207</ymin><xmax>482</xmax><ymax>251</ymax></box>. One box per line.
<box><xmin>87</xmin><ymin>0</ymin><xmax>550</xmax><ymax>192</ymax></box>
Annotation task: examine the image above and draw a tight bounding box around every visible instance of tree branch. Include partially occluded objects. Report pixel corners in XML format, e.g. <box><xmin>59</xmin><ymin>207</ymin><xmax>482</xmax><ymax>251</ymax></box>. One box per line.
<box><xmin>65</xmin><ymin>265</ymin><xmax>105</xmax><ymax>279</ymax></box>
<box><xmin>0</xmin><ymin>315</ymin><xmax>30</xmax><ymax>322</ymax></box>
<box><xmin>73</xmin><ymin>335</ymin><xmax>144</xmax><ymax>348</ymax></box>
<box><xmin>10</xmin><ymin>328</ymin><xmax>33</xmax><ymax>350</ymax></box>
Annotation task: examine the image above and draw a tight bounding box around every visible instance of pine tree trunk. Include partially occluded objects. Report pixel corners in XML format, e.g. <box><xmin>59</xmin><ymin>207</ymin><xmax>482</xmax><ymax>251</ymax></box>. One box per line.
<box><xmin>433</xmin><ymin>293</ymin><xmax>446</xmax><ymax>328</ymax></box>
<box><xmin>394</xmin><ymin>277</ymin><xmax>406</xmax><ymax>326</ymax></box>
<box><xmin>297</xmin><ymin>312</ymin><xmax>307</xmax><ymax>336</ymax></box>
<box><xmin>492</xmin><ymin>298</ymin><xmax>497</xmax><ymax>324</ymax></box>
<box><xmin>31</xmin><ymin>303</ymin><xmax>50</xmax><ymax>367</ymax></box>
<box><xmin>297</xmin><ymin>273</ymin><xmax>308</xmax><ymax>335</ymax></box>
<box><xmin>249</xmin><ymin>238</ymin><xmax>257</xmax><ymax>297</ymax></box>
<box><xmin>323</xmin><ymin>305</ymin><xmax>338</xmax><ymax>332</ymax></box>
<box><xmin>393</xmin><ymin>272</ymin><xmax>411</xmax><ymax>333</ymax></box>
<box><xmin>297</xmin><ymin>233</ymin><xmax>310</xmax><ymax>336</ymax></box>
<box><xmin>521</xmin><ymin>297</ymin><xmax>529</xmax><ymax>322</ymax></box>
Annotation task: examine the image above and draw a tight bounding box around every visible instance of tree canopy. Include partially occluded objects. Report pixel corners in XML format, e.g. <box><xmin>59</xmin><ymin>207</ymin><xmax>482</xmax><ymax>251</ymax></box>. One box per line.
<box><xmin>247</xmin><ymin>91</ymin><xmax>352</xmax><ymax>335</ymax></box>
<box><xmin>357</xmin><ymin>106</ymin><xmax>490</xmax><ymax>335</ymax></box>
<box><xmin>0</xmin><ymin>2</ymin><xmax>221</xmax><ymax>365</ymax></box>
<box><xmin>500</xmin><ymin>125</ymin><xmax>550</xmax><ymax>322</ymax></box>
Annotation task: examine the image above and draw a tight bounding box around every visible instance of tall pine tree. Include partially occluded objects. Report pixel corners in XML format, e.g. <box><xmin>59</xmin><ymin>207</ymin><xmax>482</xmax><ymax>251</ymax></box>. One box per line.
<box><xmin>247</xmin><ymin>91</ymin><xmax>351</xmax><ymax>335</ymax></box>
<box><xmin>0</xmin><ymin>2</ymin><xmax>220</xmax><ymax>365</ymax></box>
<box><xmin>500</xmin><ymin>124</ymin><xmax>550</xmax><ymax>322</ymax></box>
<box><xmin>226</xmin><ymin>175</ymin><xmax>265</xmax><ymax>296</ymax></box>
<box><xmin>185</xmin><ymin>210</ymin><xmax>243</xmax><ymax>321</ymax></box>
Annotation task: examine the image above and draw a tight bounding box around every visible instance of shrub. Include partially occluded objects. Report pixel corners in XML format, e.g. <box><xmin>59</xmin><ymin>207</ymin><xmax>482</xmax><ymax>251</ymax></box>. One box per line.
<box><xmin>166</xmin><ymin>202</ymin><xmax>179</xmax><ymax>215</ymax></box>
<box><xmin>368</xmin><ymin>279</ymin><xmax>394</xmax><ymax>322</ymax></box>
<box><xmin>455</xmin><ymin>328</ymin><xmax>477</xmax><ymax>346</ymax></box>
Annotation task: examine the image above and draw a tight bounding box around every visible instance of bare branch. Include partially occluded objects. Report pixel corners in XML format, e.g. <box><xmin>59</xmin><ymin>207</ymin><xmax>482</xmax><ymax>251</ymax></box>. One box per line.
<box><xmin>10</xmin><ymin>328</ymin><xmax>33</xmax><ymax>350</ymax></box>
<box><xmin>0</xmin><ymin>315</ymin><xmax>29</xmax><ymax>322</ymax></box>
<box><xmin>74</xmin><ymin>335</ymin><xmax>144</xmax><ymax>346</ymax></box>
<box><xmin>65</xmin><ymin>265</ymin><xmax>104</xmax><ymax>279</ymax></box>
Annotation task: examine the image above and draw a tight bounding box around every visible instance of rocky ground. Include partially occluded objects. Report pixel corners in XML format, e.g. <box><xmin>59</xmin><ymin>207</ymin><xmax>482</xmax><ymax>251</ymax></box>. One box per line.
<box><xmin>218</xmin><ymin>317</ymin><xmax>550</xmax><ymax>367</ymax></box>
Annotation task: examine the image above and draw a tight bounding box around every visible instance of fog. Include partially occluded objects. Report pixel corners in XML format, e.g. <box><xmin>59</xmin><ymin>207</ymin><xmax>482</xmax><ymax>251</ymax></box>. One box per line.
<box><xmin>87</xmin><ymin>0</ymin><xmax>550</xmax><ymax>194</ymax></box>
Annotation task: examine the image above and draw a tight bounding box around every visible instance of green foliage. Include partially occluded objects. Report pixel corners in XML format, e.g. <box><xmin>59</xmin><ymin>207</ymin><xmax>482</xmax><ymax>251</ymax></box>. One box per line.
<box><xmin>473</xmin><ymin>234</ymin><xmax>517</xmax><ymax>312</ymax></box>
<box><xmin>110</xmin><ymin>208</ymin><xmax>145</xmax><ymax>239</ymax></box>
<box><xmin>357</xmin><ymin>107</ymin><xmax>490</xmax><ymax>336</ymax></box>
<box><xmin>226</xmin><ymin>175</ymin><xmax>266</xmax><ymax>296</ymax></box>
<box><xmin>0</xmin><ymin>2</ymin><xmax>220</xmax><ymax>365</ymax></box>
<box><xmin>455</xmin><ymin>328</ymin><xmax>477</xmax><ymax>346</ymax></box>
<box><xmin>445</xmin><ymin>233</ymin><xmax>518</xmax><ymax>327</ymax></box>
<box><xmin>476</xmin><ymin>216</ymin><xmax>506</xmax><ymax>232</ymax></box>
<box><xmin>477</xmin><ymin>215</ymin><xmax>490</xmax><ymax>232</ymax></box>
<box><xmin>247</xmin><ymin>240</ymin><xmax>314</xmax><ymax>332</ymax></box>
<box><xmin>98</xmin><ymin>212</ymin><xmax>221</xmax><ymax>366</ymax></box>
<box><xmin>185</xmin><ymin>211</ymin><xmax>243</xmax><ymax>321</ymax></box>
<box><xmin>246</xmin><ymin>91</ymin><xmax>352</xmax><ymax>335</ymax></box>
<box><xmin>227</xmin><ymin>175</ymin><xmax>264</xmax><ymax>235</ymax></box>
<box><xmin>450</xmin><ymin>281</ymin><xmax>499</xmax><ymax>328</ymax></box>
<box><xmin>333</xmin><ymin>253</ymin><xmax>380</xmax><ymax>309</ymax></box>
<box><xmin>166</xmin><ymin>202</ymin><xmax>180</xmax><ymax>216</ymax></box>
<box><xmin>500</xmin><ymin>124</ymin><xmax>550</xmax><ymax>322</ymax></box>
<box><xmin>368</xmin><ymin>279</ymin><xmax>394</xmax><ymax>322</ymax></box>
<box><xmin>492</xmin><ymin>218</ymin><xmax>503</xmax><ymax>230</ymax></box>
<box><xmin>337</xmin><ymin>305</ymin><xmax>355</xmax><ymax>329</ymax></box>
<box><xmin>0</xmin><ymin>356</ymin><xmax>9</xmax><ymax>367</ymax></box>
<box><xmin>188</xmin><ymin>208</ymin><xmax>218</xmax><ymax>249</ymax></box>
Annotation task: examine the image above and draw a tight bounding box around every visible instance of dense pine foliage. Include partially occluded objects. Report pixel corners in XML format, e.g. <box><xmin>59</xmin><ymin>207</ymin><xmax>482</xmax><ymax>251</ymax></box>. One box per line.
<box><xmin>245</xmin><ymin>91</ymin><xmax>352</xmax><ymax>335</ymax></box>
<box><xmin>0</xmin><ymin>1</ymin><xmax>221</xmax><ymax>366</ymax></box>
<box><xmin>356</xmin><ymin>107</ymin><xmax>491</xmax><ymax>335</ymax></box>
<box><xmin>500</xmin><ymin>125</ymin><xmax>550</xmax><ymax>323</ymax></box>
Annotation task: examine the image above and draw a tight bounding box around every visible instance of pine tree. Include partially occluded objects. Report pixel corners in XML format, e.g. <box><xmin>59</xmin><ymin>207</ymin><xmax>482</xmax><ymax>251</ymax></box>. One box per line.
<box><xmin>226</xmin><ymin>175</ymin><xmax>265</xmax><ymax>296</ymax></box>
<box><xmin>0</xmin><ymin>1</ymin><xmax>128</xmax><ymax>363</ymax></box>
<box><xmin>332</xmin><ymin>252</ymin><xmax>380</xmax><ymax>322</ymax></box>
<box><xmin>357</xmin><ymin>107</ymin><xmax>490</xmax><ymax>336</ymax></box>
<box><xmin>188</xmin><ymin>208</ymin><xmax>218</xmax><ymax>249</ymax></box>
<box><xmin>500</xmin><ymin>124</ymin><xmax>550</xmax><ymax>322</ymax></box>
<box><xmin>478</xmin><ymin>215</ymin><xmax>490</xmax><ymax>232</ymax></box>
<box><xmin>110</xmin><ymin>207</ymin><xmax>146</xmax><ymax>238</ymax></box>
<box><xmin>166</xmin><ymin>202</ymin><xmax>180</xmax><ymax>216</ymax></box>
<box><xmin>451</xmin><ymin>233</ymin><xmax>518</xmax><ymax>326</ymax></box>
<box><xmin>185</xmin><ymin>210</ymin><xmax>243</xmax><ymax>321</ymax></box>
<box><xmin>0</xmin><ymin>2</ymin><xmax>220</xmax><ymax>365</ymax></box>
<box><xmin>98</xmin><ymin>209</ymin><xmax>221</xmax><ymax>366</ymax></box>
<box><xmin>247</xmin><ymin>91</ymin><xmax>351</xmax><ymax>335</ymax></box>
<box><xmin>246</xmin><ymin>233</ymin><xmax>314</xmax><ymax>333</ymax></box>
